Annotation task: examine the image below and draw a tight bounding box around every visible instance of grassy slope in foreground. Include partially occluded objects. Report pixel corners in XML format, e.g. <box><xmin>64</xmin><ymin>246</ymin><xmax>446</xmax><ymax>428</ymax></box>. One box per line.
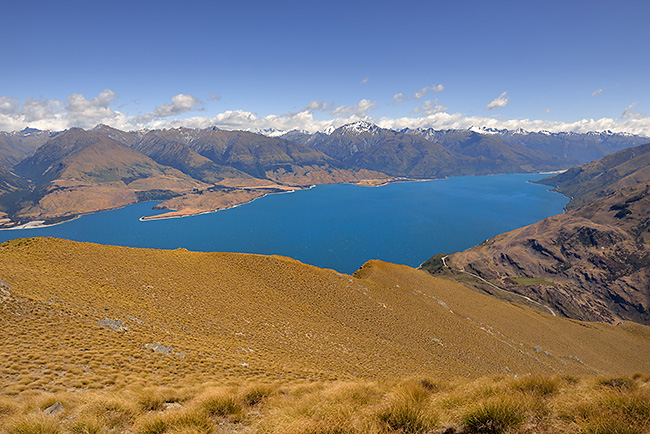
<box><xmin>1</xmin><ymin>238</ymin><xmax>649</xmax><ymax>391</ymax></box>
<box><xmin>1</xmin><ymin>238</ymin><xmax>650</xmax><ymax>433</ymax></box>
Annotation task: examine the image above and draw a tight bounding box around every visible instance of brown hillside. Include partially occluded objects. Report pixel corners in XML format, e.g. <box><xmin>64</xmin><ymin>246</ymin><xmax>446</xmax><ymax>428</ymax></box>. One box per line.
<box><xmin>425</xmin><ymin>183</ymin><xmax>650</xmax><ymax>325</ymax></box>
<box><xmin>539</xmin><ymin>142</ymin><xmax>650</xmax><ymax>209</ymax></box>
<box><xmin>7</xmin><ymin>129</ymin><xmax>207</xmax><ymax>225</ymax></box>
<box><xmin>1</xmin><ymin>238</ymin><xmax>649</xmax><ymax>395</ymax></box>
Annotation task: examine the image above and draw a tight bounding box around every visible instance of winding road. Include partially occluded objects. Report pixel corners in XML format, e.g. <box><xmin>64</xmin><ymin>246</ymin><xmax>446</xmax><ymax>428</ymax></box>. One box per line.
<box><xmin>441</xmin><ymin>256</ymin><xmax>557</xmax><ymax>316</ymax></box>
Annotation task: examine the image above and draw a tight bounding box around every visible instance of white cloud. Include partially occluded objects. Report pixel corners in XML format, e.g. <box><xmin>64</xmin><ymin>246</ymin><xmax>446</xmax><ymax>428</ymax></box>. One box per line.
<box><xmin>1</xmin><ymin>91</ymin><xmax>650</xmax><ymax>138</ymax></box>
<box><xmin>415</xmin><ymin>84</ymin><xmax>444</xmax><ymax>100</ymax></box>
<box><xmin>304</xmin><ymin>100</ymin><xmax>331</xmax><ymax>112</ymax></box>
<box><xmin>394</xmin><ymin>84</ymin><xmax>445</xmax><ymax>103</ymax></box>
<box><xmin>0</xmin><ymin>90</ymin><xmax>130</xmax><ymax>131</ymax></box>
<box><xmin>361</xmin><ymin>77</ymin><xmax>369</xmax><ymax>84</ymax></box>
<box><xmin>63</xmin><ymin>89</ymin><xmax>126</xmax><ymax>128</ymax></box>
<box><xmin>412</xmin><ymin>99</ymin><xmax>449</xmax><ymax>115</ymax></box>
<box><xmin>330</xmin><ymin>99</ymin><xmax>376</xmax><ymax>117</ymax></box>
<box><xmin>621</xmin><ymin>102</ymin><xmax>645</xmax><ymax>120</ymax></box>
<box><xmin>209</xmin><ymin>93</ymin><xmax>221</xmax><ymax>101</ymax></box>
<box><xmin>151</xmin><ymin>94</ymin><xmax>203</xmax><ymax>118</ymax></box>
<box><xmin>486</xmin><ymin>91</ymin><xmax>509</xmax><ymax>110</ymax></box>
<box><xmin>592</xmin><ymin>88</ymin><xmax>604</xmax><ymax>97</ymax></box>
<box><xmin>376</xmin><ymin>112</ymin><xmax>650</xmax><ymax>137</ymax></box>
<box><xmin>0</xmin><ymin>96</ymin><xmax>19</xmax><ymax>114</ymax></box>
<box><xmin>544</xmin><ymin>108</ymin><xmax>552</xmax><ymax>113</ymax></box>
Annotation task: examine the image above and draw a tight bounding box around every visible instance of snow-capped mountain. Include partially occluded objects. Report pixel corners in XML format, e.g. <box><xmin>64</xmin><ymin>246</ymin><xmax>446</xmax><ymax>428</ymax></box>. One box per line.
<box><xmin>249</xmin><ymin>127</ymin><xmax>289</xmax><ymax>137</ymax></box>
<box><xmin>334</xmin><ymin>120</ymin><xmax>381</xmax><ymax>135</ymax></box>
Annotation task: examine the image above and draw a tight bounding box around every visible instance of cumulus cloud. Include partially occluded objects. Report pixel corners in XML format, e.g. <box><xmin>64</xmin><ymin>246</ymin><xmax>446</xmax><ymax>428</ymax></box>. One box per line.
<box><xmin>63</xmin><ymin>89</ymin><xmax>126</xmax><ymax>128</ymax></box>
<box><xmin>415</xmin><ymin>84</ymin><xmax>445</xmax><ymax>100</ymax></box>
<box><xmin>486</xmin><ymin>91</ymin><xmax>509</xmax><ymax>110</ymax></box>
<box><xmin>393</xmin><ymin>93</ymin><xmax>409</xmax><ymax>103</ymax></box>
<box><xmin>127</xmin><ymin>107</ymin><xmax>650</xmax><ymax>137</ymax></box>
<box><xmin>151</xmin><ymin>94</ymin><xmax>203</xmax><ymax>118</ymax></box>
<box><xmin>209</xmin><ymin>93</ymin><xmax>221</xmax><ymax>101</ymax></box>
<box><xmin>2</xmin><ymin>90</ymin><xmax>650</xmax><ymax>139</ymax></box>
<box><xmin>592</xmin><ymin>88</ymin><xmax>604</xmax><ymax>97</ymax></box>
<box><xmin>0</xmin><ymin>96</ymin><xmax>19</xmax><ymax>114</ymax></box>
<box><xmin>544</xmin><ymin>108</ymin><xmax>552</xmax><ymax>113</ymax></box>
<box><xmin>375</xmin><ymin>112</ymin><xmax>650</xmax><ymax>137</ymax></box>
<box><xmin>304</xmin><ymin>100</ymin><xmax>331</xmax><ymax>112</ymax></box>
<box><xmin>0</xmin><ymin>89</ymin><xmax>129</xmax><ymax>131</ymax></box>
<box><xmin>412</xmin><ymin>99</ymin><xmax>449</xmax><ymax>116</ymax></box>
<box><xmin>330</xmin><ymin>99</ymin><xmax>376</xmax><ymax>117</ymax></box>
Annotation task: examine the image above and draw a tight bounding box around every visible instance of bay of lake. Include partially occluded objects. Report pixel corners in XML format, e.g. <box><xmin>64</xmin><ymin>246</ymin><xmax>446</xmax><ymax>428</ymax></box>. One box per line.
<box><xmin>0</xmin><ymin>173</ymin><xmax>567</xmax><ymax>274</ymax></box>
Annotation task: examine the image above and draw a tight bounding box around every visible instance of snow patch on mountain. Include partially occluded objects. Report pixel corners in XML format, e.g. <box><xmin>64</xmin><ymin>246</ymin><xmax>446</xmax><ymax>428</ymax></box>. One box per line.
<box><xmin>336</xmin><ymin>121</ymin><xmax>381</xmax><ymax>135</ymax></box>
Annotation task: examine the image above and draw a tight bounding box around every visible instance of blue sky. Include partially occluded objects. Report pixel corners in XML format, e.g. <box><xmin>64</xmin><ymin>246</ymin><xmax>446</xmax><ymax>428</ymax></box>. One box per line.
<box><xmin>1</xmin><ymin>0</ymin><xmax>649</xmax><ymax>134</ymax></box>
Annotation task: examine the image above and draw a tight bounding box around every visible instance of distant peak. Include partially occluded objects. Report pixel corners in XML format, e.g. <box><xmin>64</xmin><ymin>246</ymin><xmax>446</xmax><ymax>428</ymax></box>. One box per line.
<box><xmin>20</xmin><ymin>127</ymin><xmax>41</xmax><ymax>134</ymax></box>
<box><xmin>468</xmin><ymin>126</ymin><xmax>530</xmax><ymax>135</ymax></box>
<box><xmin>338</xmin><ymin>121</ymin><xmax>380</xmax><ymax>135</ymax></box>
<box><xmin>250</xmin><ymin>127</ymin><xmax>289</xmax><ymax>137</ymax></box>
<box><xmin>92</xmin><ymin>124</ymin><xmax>116</xmax><ymax>131</ymax></box>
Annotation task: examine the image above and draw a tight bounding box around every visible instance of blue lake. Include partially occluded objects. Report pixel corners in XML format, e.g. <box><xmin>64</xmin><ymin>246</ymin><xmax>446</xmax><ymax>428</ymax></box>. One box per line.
<box><xmin>0</xmin><ymin>174</ymin><xmax>567</xmax><ymax>274</ymax></box>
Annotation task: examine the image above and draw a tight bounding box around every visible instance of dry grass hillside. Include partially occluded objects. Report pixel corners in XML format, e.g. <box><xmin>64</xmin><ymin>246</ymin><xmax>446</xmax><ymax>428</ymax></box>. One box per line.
<box><xmin>1</xmin><ymin>238</ymin><xmax>650</xmax><ymax>433</ymax></box>
<box><xmin>1</xmin><ymin>238</ymin><xmax>650</xmax><ymax>388</ymax></box>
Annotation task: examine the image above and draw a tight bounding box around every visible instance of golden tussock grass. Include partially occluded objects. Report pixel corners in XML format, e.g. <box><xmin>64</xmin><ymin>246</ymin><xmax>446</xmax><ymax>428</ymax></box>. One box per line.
<box><xmin>2</xmin><ymin>238</ymin><xmax>650</xmax><ymax>433</ymax></box>
<box><xmin>2</xmin><ymin>237</ymin><xmax>650</xmax><ymax>394</ymax></box>
<box><xmin>0</xmin><ymin>375</ymin><xmax>648</xmax><ymax>434</ymax></box>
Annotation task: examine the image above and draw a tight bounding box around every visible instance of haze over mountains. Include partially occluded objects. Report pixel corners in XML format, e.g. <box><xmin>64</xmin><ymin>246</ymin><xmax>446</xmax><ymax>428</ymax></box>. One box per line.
<box><xmin>0</xmin><ymin>122</ymin><xmax>646</xmax><ymax>227</ymax></box>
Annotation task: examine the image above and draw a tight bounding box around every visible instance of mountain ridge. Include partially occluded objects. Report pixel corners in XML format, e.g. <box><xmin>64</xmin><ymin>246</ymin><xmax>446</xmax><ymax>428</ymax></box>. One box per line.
<box><xmin>0</xmin><ymin>122</ymin><xmax>647</xmax><ymax>227</ymax></box>
<box><xmin>423</xmin><ymin>141</ymin><xmax>650</xmax><ymax>325</ymax></box>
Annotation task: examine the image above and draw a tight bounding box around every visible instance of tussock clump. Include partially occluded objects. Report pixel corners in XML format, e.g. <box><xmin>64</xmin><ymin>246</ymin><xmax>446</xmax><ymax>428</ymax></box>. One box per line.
<box><xmin>597</xmin><ymin>376</ymin><xmax>637</xmax><ymax>391</ymax></box>
<box><xmin>68</xmin><ymin>415</ymin><xmax>106</xmax><ymax>434</ymax></box>
<box><xmin>136</xmin><ymin>409</ymin><xmax>212</xmax><ymax>434</ymax></box>
<box><xmin>418</xmin><ymin>377</ymin><xmax>443</xmax><ymax>393</ymax></box>
<box><xmin>90</xmin><ymin>397</ymin><xmax>137</xmax><ymax>428</ymax></box>
<box><xmin>257</xmin><ymin>382</ymin><xmax>381</xmax><ymax>434</ymax></box>
<box><xmin>375</xmin><ymin>380</ymin><xmax>439</xmax><ymax>433</ymax></box>
<box><xmin>138</xmin><ymin>388</ymin><xmax>185</xmax><ymax>412</ymax></box>
<box><xmin>578</xmin><ymin>390</ymin><xmax>650</xmax><ymax>434</ymax></box>
<box><xmin>201</xmin><ymin>392</ymin><xmax>244</xmax><ymax>421</ymax></box>
<box><xmin>461</xmin><ymin>398</ymin><xmax>524</xmax><ymax>434</ymax></box>
<box><xmin>512</xmin><ymin>376</ymin><xmax>559</xmax><ymax>396</ymax></box>
<box><xmin>0</xmin><ymin>396</ymin><xmax>19</xmax><ymax>417</ymax></box>
<box><xmin>239</xmin><ymin>383</ymin><xmax>277</xmax><ymax>406</ymax></box>
<box><xmin>7</xmin><ymin>415</ymin><xmax>61</xmax><ymax>434</ymax></box>
<box><xmin>376</xmin><ymin>403</ymin><xmax>437</xmax><ymax>433</ymax></box>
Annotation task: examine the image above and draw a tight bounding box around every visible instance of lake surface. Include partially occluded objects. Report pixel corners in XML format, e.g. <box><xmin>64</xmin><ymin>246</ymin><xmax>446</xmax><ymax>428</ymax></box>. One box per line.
<box><xmin>0</xmin><ymin>174</ymin><xmax>567</xmax><ymax>274</ymax></box>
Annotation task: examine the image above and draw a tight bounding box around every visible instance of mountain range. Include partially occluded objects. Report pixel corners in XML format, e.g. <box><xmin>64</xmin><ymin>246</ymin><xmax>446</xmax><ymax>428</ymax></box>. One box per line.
<box><xmin>0</xmin><ymin>122</ymin><xmax>647</xmax><ymax>227</ymax></box>
<box><xmin>281</xmin><ymin>123</ymin><xmax>648</xmax><ymax>167</ymax></box>
<box><xmin>283</xmin><ymin>122</ymin><xmax>564</xmax><ymax>177</ymax></box>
